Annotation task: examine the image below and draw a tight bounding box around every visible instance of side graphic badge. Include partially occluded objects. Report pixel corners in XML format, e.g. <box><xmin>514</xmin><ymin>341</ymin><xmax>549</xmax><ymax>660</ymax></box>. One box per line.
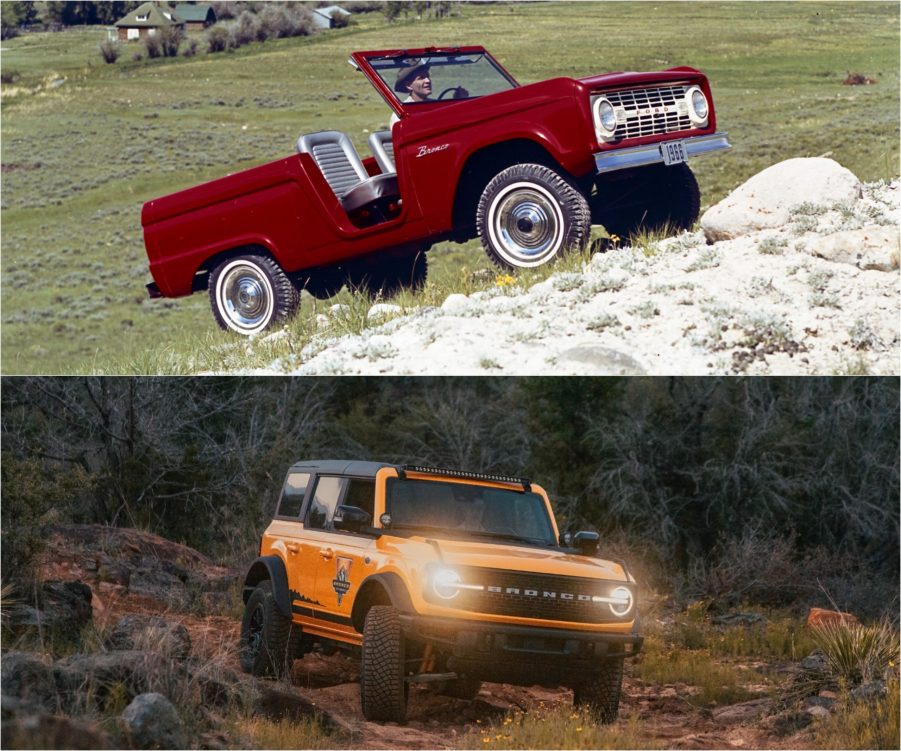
<box><xmin>332</xmin><ymin>556</ymin><xmax>353</xmax><ymax>605</ymax></box>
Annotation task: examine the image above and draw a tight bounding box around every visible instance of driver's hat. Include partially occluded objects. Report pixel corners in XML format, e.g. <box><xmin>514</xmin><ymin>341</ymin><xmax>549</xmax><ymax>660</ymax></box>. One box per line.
<box><xmin>394</xmin><ymin>59</ymin><xmax>430</xmax><ymax>92</ymax></box>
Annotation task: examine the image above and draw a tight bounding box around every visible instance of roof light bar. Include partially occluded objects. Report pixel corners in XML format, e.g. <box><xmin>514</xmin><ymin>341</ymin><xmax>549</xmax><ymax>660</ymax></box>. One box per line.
<box><xmin>399</xmin><ymin>465</ymin><xmax>531</xmax><ymax>492</ymax></box>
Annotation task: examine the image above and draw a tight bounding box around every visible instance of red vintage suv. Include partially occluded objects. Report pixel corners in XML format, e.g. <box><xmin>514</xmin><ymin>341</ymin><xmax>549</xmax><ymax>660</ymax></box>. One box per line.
<box><xmin>142</xmin><ymin>46</ymin><xmax>730</xmax><ymax>335</ymax></box>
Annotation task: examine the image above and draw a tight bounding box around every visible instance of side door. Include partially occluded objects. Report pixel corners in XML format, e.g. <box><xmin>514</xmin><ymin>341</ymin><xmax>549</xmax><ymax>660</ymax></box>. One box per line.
<box><xmin>303</xmin><ymin>476</ymin><xmax>377</xmax><ymax>639</ymax></box>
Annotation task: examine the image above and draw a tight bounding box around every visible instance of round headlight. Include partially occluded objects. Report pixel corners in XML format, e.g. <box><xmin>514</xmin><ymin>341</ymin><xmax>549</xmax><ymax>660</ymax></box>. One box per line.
<box><xmin>432</xmin><ymin>568</ymin><xmax>461</xmax><ymax>600</ymax></box>
<box><xmin>594</xmin><ymin>97</ymin><xmax>617</xmax><ymax>139</ymax></box>
<box><xmin>609</xmin><ymin>586</ymin><xmax>634</xmax><ymax>617</ymax></box>
<box><xmin>686</xmin><ymin>86</ymin><xmax>709</xmax><ymax>125</ymax></box>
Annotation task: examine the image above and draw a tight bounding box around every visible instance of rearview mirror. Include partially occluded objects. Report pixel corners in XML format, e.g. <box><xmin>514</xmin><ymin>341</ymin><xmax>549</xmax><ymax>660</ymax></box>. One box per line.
<box><xmin>333</xmin><ymin>505</ymin><xmax>372</xmax><ymax>533</ymax></box>
<box><xmin>573</xmin><ymin>530</ymin><xmax>600</xmax><ymax>556</ymax></box>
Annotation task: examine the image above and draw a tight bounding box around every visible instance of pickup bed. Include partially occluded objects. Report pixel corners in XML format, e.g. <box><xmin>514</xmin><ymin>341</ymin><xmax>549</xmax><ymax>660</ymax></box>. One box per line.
<box><xmin>142</xmin><ymin>45</ymin><xmax>730</xmax><ymax>335</ymax></box>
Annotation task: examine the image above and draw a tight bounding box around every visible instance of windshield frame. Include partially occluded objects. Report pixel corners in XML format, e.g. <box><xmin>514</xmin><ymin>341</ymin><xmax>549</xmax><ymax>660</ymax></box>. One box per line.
<box><xmin>380</xmin><ymin>474</ymin><xmax>558</xmax><ymax>548</ymax></box>
<box><xmin>350</xmin><ymin>45</ymin><xmax>520</xmax><ymax>119</ymax></box>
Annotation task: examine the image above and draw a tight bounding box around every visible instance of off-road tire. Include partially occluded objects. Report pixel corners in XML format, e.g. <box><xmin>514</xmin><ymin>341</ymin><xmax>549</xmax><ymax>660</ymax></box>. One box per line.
<box><xmin>572</xmin><ymin>657</ymin><xmax>624</xmax><ymax>724</ymax></box>
<box><xmin>351</xmin><ymin>252</ymin><xmax>428</xmax><ymax>300</ymax></box>
<box><xmin>441</xmin><ymin>674</ymin><xmax>482</xmax><ymax>700</ymax></box>
<box><xmin>360</xmin><ymin>605</ymin><xmax>408</xmax><ymax>722</ymax></box>
<box><xmin>591</xmin><ymin>163</ymin><xmax>700</xmax><ymax>241</ymax></box>
<box><xmin>209</xmin><ymin>253</ymin><xmax>299</xmax><ymax>335</ymax></box>
<box><xmin>239</xmin><ymin>580</ymin><xmax>299</xmax><ymax>678</ymax></box>
<box><xmin>476</xmin><ymin>163</ymin><xmax>591</xmax><ymax>270</ymax></box>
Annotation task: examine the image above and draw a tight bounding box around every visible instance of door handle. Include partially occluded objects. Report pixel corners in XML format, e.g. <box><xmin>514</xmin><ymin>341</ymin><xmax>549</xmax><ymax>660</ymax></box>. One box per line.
<box><xmin>286</xmin><ymin>543</ymin><xmax>299</xmax><ymax>554</ymax></box>
<box><xmin>319</xmin><ymin>548</ymin><xmax>334</xmax><ymax>560</ymax></box>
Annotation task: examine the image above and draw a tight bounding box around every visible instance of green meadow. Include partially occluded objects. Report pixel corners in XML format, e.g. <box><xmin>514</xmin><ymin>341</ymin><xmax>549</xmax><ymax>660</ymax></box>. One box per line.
<box><xmin>1</xmin><ymin>2</ymin><xmax>898</xmax><ymax>374</ymax></box>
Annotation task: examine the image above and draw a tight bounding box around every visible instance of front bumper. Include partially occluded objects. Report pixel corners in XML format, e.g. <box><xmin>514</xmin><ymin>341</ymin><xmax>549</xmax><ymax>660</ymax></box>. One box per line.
<box><xmin>594</xmin><ymin>131</ymin><xmax>731</xmax><ymax>174</ymax></box>
<box><xmin>400</xmin><ymin>614</ymin><xmax>643</xmax><ymax>686</ymax></box>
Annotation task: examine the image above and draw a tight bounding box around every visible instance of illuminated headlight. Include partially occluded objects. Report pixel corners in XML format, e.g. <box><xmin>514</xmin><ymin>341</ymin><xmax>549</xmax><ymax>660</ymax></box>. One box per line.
<box><xmin>592</xmin><ymin>586</ymin><xmax>634</xmax><ymax>617</ymax></box>
<box><xmin>608</xmin><ymin>586</ymin><xmax>634</xmax><ymax>617</ymax></box>
<box><xmin>593</xmin><ymin>97</ymin><xmax>617</xmax><ymax>140</ymax></box>
<box><xmin>430</xmin><ymin>567</ymin><xmax>484</xmax><ymax>600</ymax></box>
<box><xmin>686</xmin><ymin>85</ymin><xmax>709</xmax><ymax>125</ymax></box>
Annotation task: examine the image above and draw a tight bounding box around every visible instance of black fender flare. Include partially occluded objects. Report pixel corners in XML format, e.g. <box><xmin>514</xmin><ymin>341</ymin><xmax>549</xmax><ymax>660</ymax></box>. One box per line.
<box><xmin>351</xmin><ymin>572</ymin><xmax>415</xmax><ymax>632</ymax></box>
<box><xmin>243</xmin><ymin>555</ymin><xmax>291</xmax><ymax>619</ymax></box>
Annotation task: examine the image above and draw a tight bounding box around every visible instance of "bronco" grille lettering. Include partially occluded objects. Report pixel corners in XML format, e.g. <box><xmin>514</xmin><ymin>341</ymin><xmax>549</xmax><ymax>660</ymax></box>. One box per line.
<box><xmin>487</xmin><ymin>585</ymin><xmax>594</xmax><ymax>602</ymax></box>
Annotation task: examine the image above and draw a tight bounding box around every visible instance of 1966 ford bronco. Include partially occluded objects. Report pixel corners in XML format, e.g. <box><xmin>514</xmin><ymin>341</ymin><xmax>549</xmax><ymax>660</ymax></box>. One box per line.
<box><xmin>142</xmin><ymin>46</ymin><xmax>730</xmax><ymax>334</ymax></box>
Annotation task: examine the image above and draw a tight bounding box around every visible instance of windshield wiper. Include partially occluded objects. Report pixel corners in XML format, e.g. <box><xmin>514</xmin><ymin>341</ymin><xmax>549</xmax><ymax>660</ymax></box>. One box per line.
<box><xmin>464</xmin><ymin>530</ymin><xmax>549</xmax><ymax>546</ymax></box>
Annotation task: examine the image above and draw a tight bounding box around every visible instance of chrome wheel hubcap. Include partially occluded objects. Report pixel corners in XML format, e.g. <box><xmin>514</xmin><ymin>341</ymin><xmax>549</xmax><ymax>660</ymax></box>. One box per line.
<box><xmin>217</xmin><ymin>262</ymin><xmax>273</xmax><ymax>332</ymax></box>
<box><xmin>489</xmin><ymin>183</ymin><xmax>565</xmax><ymax>267</ymax></box>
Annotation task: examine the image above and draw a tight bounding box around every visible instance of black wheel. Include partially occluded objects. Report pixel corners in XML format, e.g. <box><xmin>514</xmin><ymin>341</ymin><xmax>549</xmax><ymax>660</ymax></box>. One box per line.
<box><xmin>476</xmin><ymin>163</ymin><xmax>590</xmax><ymax>270</ymax></box>
<box><xmin>591</xmin><ymin>163</ymin><xmax>700</xmax><ymax>240</ymax></box>
<box><xmin>239</xmin><ymin>581</ymin><xmax>299</xmax><ymax>678</ymax></box>
<box><xmin>351</xmin><ymin>252</ymin><xmax>427</xmax><ymax>300</ymax></box>
<box><xmin>298</xmin><ymin>269</ymin><xmax>344</xmax><ymax>300</ymax></box>
<box><xmin>209</xmin><ymin>253</ymin><xmax>299</xmax><ymax>335</ymax></box>
<box><xmin>441</xmin><ymin>674</ymin><xmax>482</xmax><ymax>700</ymax></box>
<box><xmin>573</xmin><ymin>658</ymin><xmax>624</xmax><ymax>724</ymax></box>
<box><xmin>360</xmin><ymin>605</ymin><xmax>408</xmax><ymax>722</ymax></box>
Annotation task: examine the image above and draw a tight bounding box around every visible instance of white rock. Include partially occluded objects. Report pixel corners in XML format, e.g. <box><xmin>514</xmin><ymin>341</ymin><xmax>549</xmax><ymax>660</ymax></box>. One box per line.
<box><xmin>702</xmin><ymin>158</ymin><xmax>862</xmax><ymax>242</ymax></box>
<box><xmin>807</xmin><ymin>225</ymin><xmax>900</xmax><ymax>271</ymax></box>
<box><xmin>441</xmin><ymin>293</ymin><xmax>471</xmax><ymax>313</ymax></box>
<box><xmin>329</xmin><ymin>304</ymin><xmax>350</xmax><ymax>316</ymax></box>
<box><xmin>367</xmin><ymin>303</ymin><xmax>403</xmax><ymax>320</ymax></box>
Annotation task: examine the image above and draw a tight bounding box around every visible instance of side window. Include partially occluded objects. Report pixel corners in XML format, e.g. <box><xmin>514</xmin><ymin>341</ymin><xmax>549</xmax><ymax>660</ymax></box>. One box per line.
<box><xmin>277</xmin><ymin>472</ymin><xmax>310</xmax><ymax>518</ymax></box>
<box><xmin>344</xmin><ymin>479</ymin><xmax>376</xmax><ymax>520</ymax></box>
<box><xmin>306</xmin><ymin>476</ymin><xmax>345</xmax><ymax>530</ymax></box>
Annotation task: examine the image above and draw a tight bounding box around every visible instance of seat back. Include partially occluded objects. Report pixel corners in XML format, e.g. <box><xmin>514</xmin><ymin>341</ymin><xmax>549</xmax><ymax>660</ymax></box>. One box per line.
<box><xmin>368</xmin><ymin>130</ymin><xmax>396</xmax><ymax>174</ymax></box>
<box><xmin>296</xmin><ymin>131</ymin><xmax>368</xmax><ymax>197</ymax></box>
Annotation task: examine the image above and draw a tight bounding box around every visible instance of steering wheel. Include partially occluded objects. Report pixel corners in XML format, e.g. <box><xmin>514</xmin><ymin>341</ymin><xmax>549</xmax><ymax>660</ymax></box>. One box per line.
<box><xmin>437</xmin><ymin>86</ymin><xmax>463</xmax><ymax>100</ymax></box>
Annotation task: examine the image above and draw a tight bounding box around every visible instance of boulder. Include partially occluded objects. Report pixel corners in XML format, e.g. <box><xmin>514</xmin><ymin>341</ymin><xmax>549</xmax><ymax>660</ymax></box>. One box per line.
<box><xmin>55</xmin><ymin>650</ymin><xmax>182</xmax><ymax>710</ymax></box>
<box><xmin>806</xmin><ymin>225</ymin><xmax>900</xmax><ymax>271</ymax></box>
<box><xmin>701</xmin><ymin>158</ymin><xmax>862</xmax><ymax>241</ymax></box>
<box><xmin>557</xmin><ymin>346</ymin><xmax>646</xmax><ymax>374</ymax></box>
<box><xmin>122</xmin><ymin>692</ymin><xmax>186</xmax><ymax>750</ymax></box>
<box><xmin>1</xmin><ymin>711</ymin><xmax>110</xmax><ymax>749</ymax></box>
<box><xmin>806</xmin><ymin>607</ymin><xmax>860</xmax><ymax>630</ymax></box>
<box><xmin>0</xmin><ymin>652</ymin><xmax>58</xmax><ymax>710</ymax></box>
<box><xmin>106</xmin><ymin>615</ymin><xmax>191</xmax><ymax>661</ymax></box>
<box><xmin>712</xmin><ymin>697</ymin><xmax>773</xmax><ymax>724</ymax></box>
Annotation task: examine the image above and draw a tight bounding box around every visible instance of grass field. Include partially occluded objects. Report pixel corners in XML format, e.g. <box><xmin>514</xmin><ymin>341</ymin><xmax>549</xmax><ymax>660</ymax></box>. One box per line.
<box><xmin>1</xmin><ymin>2</ymin><xmax>898</xmax><ymax>374</ymax></box>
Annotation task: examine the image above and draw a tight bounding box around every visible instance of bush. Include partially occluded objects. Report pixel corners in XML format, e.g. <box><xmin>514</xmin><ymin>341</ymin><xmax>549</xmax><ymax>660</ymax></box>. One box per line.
<box><xmin>329</xmin><ymin>10</ymin><xmax>351</xmax><ymax>28</ymax></box>
<box><xmin>205</xmin><ymin>24</ymin><xmax>230</xmax><ymax>53</ymax></box>
<box><xmin>810</xmin><ymin>619</ymin><xmax>899</xmax><ymax>685</ymax></box>
<box><xmin>143</xmin><ymin>32</ymin><xmax>162</xmax><ymax>59</ymax></box>
<box><xmin>158</xmin><ymin>25</ymin><xmax>184</xmax><ymax>57</ymax></box>
<box><xmin>98</xmin><ymin>40</ymin><xmax>120</xmax><ymax>64</ymax></box>
<box><xmin>1</xmin><ymin>69</ymin><xmax>21</xmax><ymax>84</ymax></box>
<box><xmin>181</xmin><ymin>38</ymin><xmax>198</xmax><ymax>57</ymax></box>
<box><xmin>233</xmin><ymin>10</ymin><xmax>263</xmax><ymax>45</ymax></box>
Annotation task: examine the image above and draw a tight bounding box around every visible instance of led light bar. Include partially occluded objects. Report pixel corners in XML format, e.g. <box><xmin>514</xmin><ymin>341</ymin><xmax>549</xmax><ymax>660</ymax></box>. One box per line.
<box><xmin>399</xmin><ymin>465</ymin><xmax>531</xmax><ymax>491</ymax></box>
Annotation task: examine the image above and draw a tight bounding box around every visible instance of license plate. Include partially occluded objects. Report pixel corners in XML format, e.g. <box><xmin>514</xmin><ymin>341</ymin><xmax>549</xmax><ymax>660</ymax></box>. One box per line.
<box><xmin>660</xmin><ymin>140</ymin><xmax>687</xmax><ymax>166</ymax></box>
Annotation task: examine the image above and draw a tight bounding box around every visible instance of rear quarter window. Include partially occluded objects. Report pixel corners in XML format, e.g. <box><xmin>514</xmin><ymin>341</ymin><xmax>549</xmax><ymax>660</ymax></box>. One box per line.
<box><xmin>276</xmin><ymin>471</ymin><xmax>311</xmax><ymax>517</ymax></box>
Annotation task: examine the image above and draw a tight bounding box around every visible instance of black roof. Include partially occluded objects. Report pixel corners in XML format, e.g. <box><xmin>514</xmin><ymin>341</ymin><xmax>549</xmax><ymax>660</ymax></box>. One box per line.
<box><xmin>288</xmin><ymin>460</ymin><xmax>398</xmax><ymax>478</ymax></box>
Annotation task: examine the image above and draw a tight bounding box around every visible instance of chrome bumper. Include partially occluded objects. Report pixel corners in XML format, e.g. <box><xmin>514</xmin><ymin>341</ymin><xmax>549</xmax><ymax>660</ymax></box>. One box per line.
<box><xmin>594</xmin><ymin>132</ymin><xmax>731</xmax><ymax>174</ymax></box>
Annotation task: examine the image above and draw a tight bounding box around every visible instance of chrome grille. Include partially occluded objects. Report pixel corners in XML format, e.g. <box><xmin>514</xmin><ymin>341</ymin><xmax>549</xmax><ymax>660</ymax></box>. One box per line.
<box><xmin>601</xmin><ymin>84</ymin><xmax>694</xmax><ymax>139</ymax></box>
<box><xmin>448</xmin><ymin>566</ymin><xmax>628</xmax><ymax>624</ymax></box>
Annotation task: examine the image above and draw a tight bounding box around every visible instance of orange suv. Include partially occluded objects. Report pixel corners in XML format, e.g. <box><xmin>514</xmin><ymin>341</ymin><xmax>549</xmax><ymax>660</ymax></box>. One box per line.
<box><xmin>240</xmin><ymin>461</ymin><xmax>643</xmax><ymax>722</ymax></box>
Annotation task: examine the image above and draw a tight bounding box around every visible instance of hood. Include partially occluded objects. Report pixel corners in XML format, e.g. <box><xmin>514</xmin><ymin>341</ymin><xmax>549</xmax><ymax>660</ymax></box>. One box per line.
<box><xmin>578</xmin><ymin>66</ymin><xmax>703</xmax><ymax>92</ymax></box>
<box><xmin>424</xmin><ymin>537</ymin><xmax>628</xmax><ymax>582</ymax></box>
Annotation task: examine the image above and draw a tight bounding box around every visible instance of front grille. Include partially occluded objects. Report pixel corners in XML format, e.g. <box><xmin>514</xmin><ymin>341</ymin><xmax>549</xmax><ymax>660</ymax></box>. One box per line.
<box><xmin>601</xmin><ymin>84</ymin><xmax>694</xmax><ymax>139</ymax></box>
<box><xmin>449</xmin><ymin>566</ymin><xmax>628</xmax><ymax>624</ymax></box>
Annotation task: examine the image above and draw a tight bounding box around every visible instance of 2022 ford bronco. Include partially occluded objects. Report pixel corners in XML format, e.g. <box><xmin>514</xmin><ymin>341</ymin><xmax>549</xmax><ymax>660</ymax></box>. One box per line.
<box><xmin>240</xmin><ymin>462</ymin><xmax>643</xmax><ymax>723</ymax></box>
<box><xmin>143</xmin><ymin>46</ymin><xmax>730</xmax><ymax>335</ymax></box>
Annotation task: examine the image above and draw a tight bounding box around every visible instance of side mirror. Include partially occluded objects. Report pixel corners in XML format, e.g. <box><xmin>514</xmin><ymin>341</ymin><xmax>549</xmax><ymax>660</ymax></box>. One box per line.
<box><xmin>333</xmin><ymin>505</ymin><xmax>372</xmax><ymax>533</ymax></box>
<box><xmin>573</xmin><ymin>530</ymin><xmax>600</xmax><ymax>556</ymax></box>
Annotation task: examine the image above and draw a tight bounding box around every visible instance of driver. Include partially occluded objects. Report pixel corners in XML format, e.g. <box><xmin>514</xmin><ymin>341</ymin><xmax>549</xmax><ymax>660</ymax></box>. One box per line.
<box><xmin>389</xmin><ymin>60</ymin><xmax>468</xmax><ymax>126</ymax></box>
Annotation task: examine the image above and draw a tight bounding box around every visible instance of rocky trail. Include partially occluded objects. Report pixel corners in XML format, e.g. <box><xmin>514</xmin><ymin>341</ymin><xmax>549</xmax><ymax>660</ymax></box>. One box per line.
<box><xmin>1</xmin><ymin>525</ymin><xmax>839</xmax><ymax>749</ymax></box>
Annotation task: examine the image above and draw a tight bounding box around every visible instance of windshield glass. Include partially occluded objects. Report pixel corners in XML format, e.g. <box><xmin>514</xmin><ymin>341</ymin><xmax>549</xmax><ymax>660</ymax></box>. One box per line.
<box><xmin>385</xmin><ymin>477</ymin><xmax>555</xmax><ymax>546</ymax></box>
<box><xmin>366</xmin><ymin>52</ymin><xmax>518</xmax><ymax>106</ymax></box>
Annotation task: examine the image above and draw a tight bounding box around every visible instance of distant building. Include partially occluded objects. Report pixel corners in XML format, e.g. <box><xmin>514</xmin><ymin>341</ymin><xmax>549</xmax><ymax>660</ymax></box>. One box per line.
<box><xmin>173</xmin><ymin>3</ymin><xmax>216</xmax><ymax>33</ymax></box>
<box><xmin>312</xmin><ymin>5</ymin><xmax>351</xmax><ymax>29</ymax></box>
<box><xmin>113</xmin><ymin>2</ymin><xmax>185</xmax><ymax>41</ymax></box>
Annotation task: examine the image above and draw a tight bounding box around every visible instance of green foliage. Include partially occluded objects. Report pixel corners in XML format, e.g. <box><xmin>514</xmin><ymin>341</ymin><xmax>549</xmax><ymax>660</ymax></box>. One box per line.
<box><xmin>635</xmin><ymin>636</ymin><xmax>757</xmax><ymax>707</ymax></box>
<box><xmin>463</xmin><ymin>705</ymin><xmax>656</xmax><ymax>750</ymax></box>
<box><xmin>813</xmin><ymin>678</ymin><xmax>900</xmax><ymax>750</ymax></box>
<box><xmin>810</xmin><ymin>620</ymin><xmax>900</xmax><ymax>685</ymax></box>
<box><xmin>231</xmin><ymin>715</ymin><xmax>348</xmax><ymax>750</ymax></box>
